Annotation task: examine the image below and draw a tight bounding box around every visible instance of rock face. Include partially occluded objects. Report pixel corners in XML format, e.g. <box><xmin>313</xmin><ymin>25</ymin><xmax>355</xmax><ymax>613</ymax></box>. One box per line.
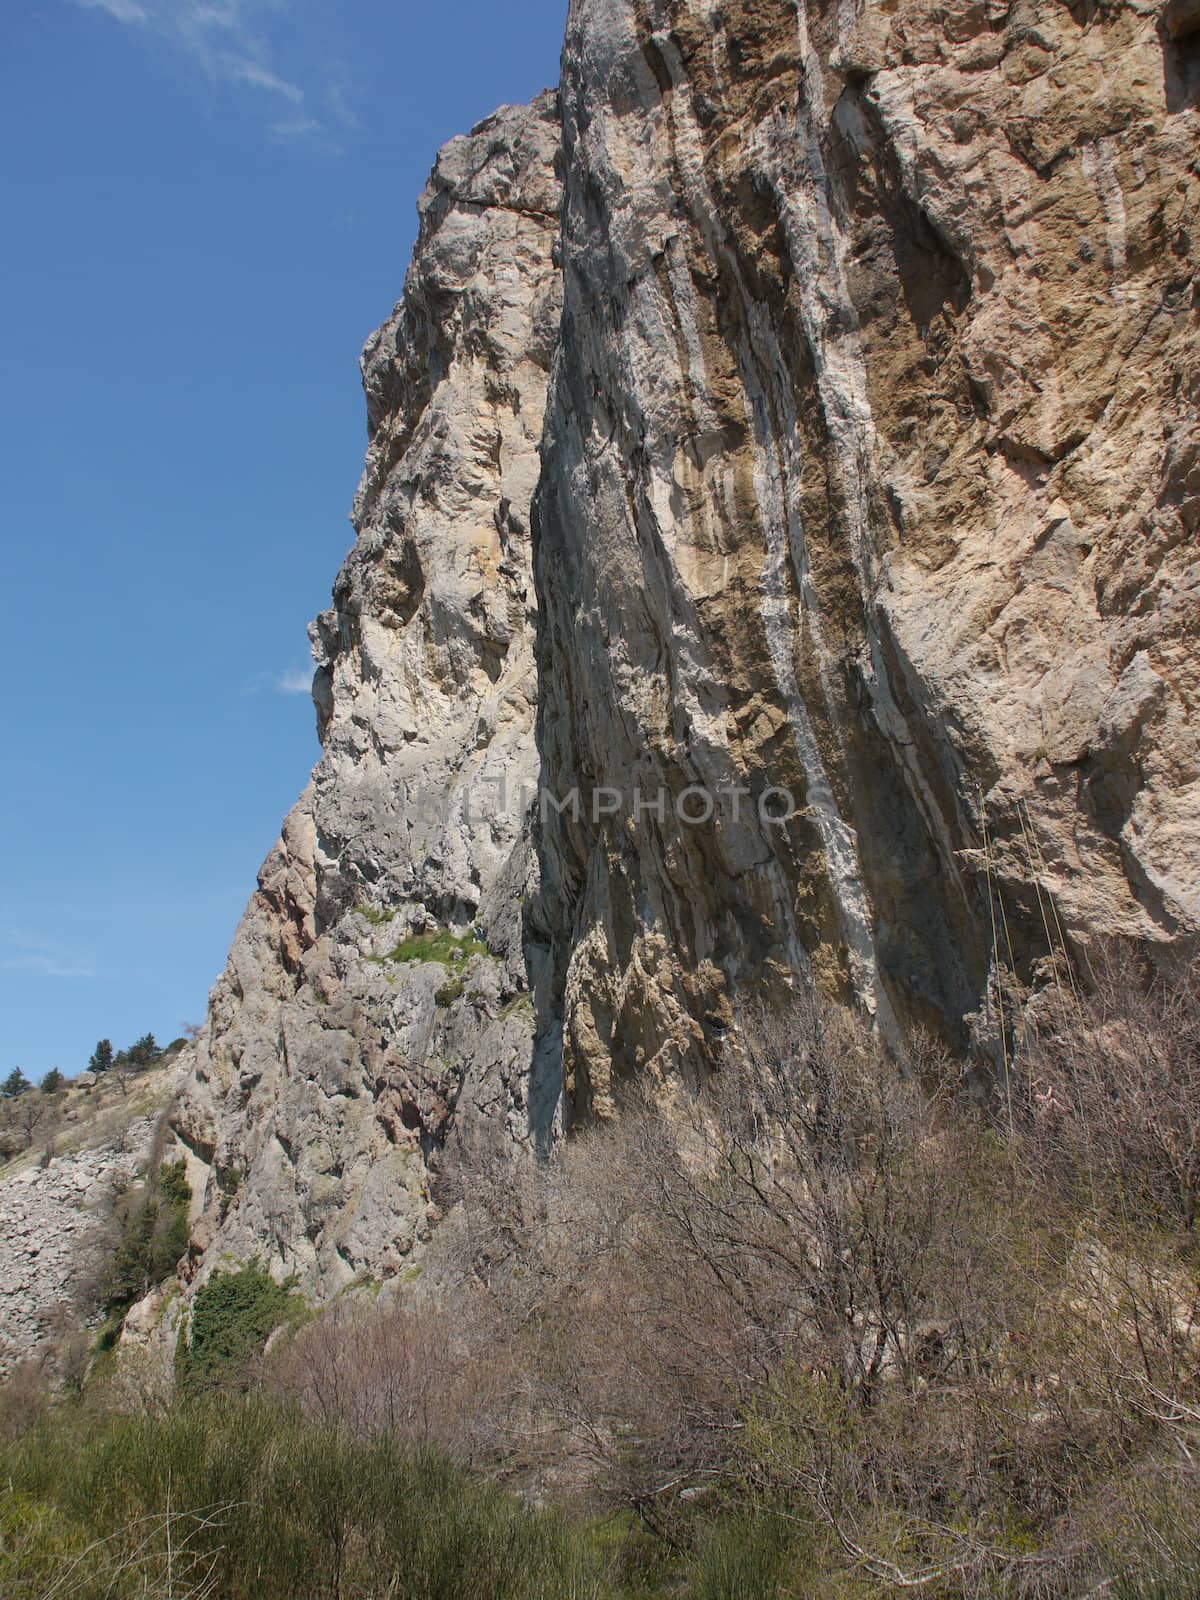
<box><xmin>175</xmin><ymin>93</ymin><xmax>563</xmax><ymax>1295</ymax></box>
<box><xmin>532</xmin><ymin>0</ymin><xmax>1200</xmax><ymax>1115</ymax></box>
<box><xmin>172</xmin><ymin>1</ymin><xmax>1198</xmax><ymax>1292</ymax></box>
<box><xmin>0</xmin><ymin>1108</ymin><xmax>166</xmax><ymax>1375</ymax></box>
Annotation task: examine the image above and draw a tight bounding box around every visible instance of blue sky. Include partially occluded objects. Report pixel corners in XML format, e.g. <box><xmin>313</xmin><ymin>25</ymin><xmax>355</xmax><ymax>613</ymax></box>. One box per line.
<box><xmin>1</xmin><ymin>0</ymin><xmax>566</xmax><ymax>1079</ymax></box>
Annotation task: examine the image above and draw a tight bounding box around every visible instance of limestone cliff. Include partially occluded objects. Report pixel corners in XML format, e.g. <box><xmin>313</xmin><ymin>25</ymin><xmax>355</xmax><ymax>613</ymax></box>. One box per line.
<box><xmin>171</xmin><ymin>0</ymin><xmax>1197</xmax><ymax>1295</ymax></box>
<box><xmin>174</xmin><ymin>94</ymin><xmax>562</xmax><ymax>1295</ymax></box>
<box><xmin>533</xmin><ymin>0</ymin><xmax>1200</xmax><ymax>1116</ymax></box>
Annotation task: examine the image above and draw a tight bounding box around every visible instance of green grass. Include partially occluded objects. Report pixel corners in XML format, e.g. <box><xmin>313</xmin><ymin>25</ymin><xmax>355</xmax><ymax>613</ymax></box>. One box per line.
<box><xmin>388</xmin><ymin>928</ymin><xmax>490</xmax><ymax>965</ymax></box>
<box><xmin>355</xmin><ymin>904</ymin><xmax>399</xmax><ymax>926</ymax></box>
<box><xmin>0</xmin><ymin>1399</ymin><xmax>657</xmax><ymax>1600</ymax></box>
<box><xmin>372</xmin><ymin>928</ymin><xmax>490</xmax><ymax>968</ymax></box>
<box><xmin>683</xmin><ymin>1511</ymin><xmax>800</xmax><ymax>1599</ymax></box>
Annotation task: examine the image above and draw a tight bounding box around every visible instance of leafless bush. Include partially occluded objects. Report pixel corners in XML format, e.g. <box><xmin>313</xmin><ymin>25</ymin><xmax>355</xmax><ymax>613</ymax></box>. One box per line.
<box><xmin>1013</xmin><ymin>948</ymin><xmax>1200</xmax><ymax>1466</ymax></box>
<box><xmin>252</xmin><ymin>965</ymin><xmax>1200</xmax><ymax>1594</ymax></box>
<box><xmin>656</xmin><ymin>1000</ymin><xmax>1018</xmax><ymax>1402</ymax></box>
<box><xmin>1020</xmin><ymin>946</ymin><xmax>1200</xmax><ymax>1231</ymax></box>
<box><xmin>14</xmin><ymin>1092</ymin><xmax>51</xmax><ymax>1153</ymax></box>
<box><xmin>264</xmin><ymin>1293</ymin><xmax>525</xmax><ymax>1470</ymax></box>
<box><xmin>0</xmin><ymin>1360</ymin><xmax>49</xmax><ymax>1443</ymax></box>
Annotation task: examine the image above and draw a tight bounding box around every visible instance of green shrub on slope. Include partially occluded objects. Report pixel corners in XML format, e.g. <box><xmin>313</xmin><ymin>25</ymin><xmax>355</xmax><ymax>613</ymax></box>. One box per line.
<box><xmin>176</xmin><ymin>1263</ymin><xmax>302</xmax><ymax>1394</ymax></box>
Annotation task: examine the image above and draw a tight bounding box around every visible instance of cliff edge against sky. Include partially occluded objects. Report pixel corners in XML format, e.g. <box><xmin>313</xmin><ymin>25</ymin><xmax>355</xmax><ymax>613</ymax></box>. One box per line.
<box><xmin>162</xmin><ymin>0</ymin><xmax>1199</xmax><ymax>1301</ymax></box>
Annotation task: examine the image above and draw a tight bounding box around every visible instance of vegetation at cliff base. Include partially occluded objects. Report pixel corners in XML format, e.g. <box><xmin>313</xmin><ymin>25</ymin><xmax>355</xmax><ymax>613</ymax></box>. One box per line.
<box><xmin>0</xmin><ymin>1400</ymin><xmax>629</xmax><ymax>1600</ymax></box>
<box><xmin>176</xmin><ymin>1263</ymin><xmax>303</xmax><ymax>1394</ymax></box>
<box><xmin>5</xmin><ymin>955</ymin><xmax>1200</xmax><ymax>1598</ymax></box>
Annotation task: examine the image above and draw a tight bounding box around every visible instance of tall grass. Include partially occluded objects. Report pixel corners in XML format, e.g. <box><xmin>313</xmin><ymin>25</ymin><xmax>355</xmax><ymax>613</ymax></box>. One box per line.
<box><xmin>0</xmin><ymin>1396</ymin><xmax>822</xmax><ymax>1598</ymax></box>
<box><xmin>0</xmin><ymin>1397</ymin><xmax>625</xmax><ymax>1600</ymax></box>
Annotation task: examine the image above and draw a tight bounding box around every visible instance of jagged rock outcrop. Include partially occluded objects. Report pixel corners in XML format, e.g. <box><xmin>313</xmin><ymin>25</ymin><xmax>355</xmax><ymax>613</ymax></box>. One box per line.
<box><xmin>168</xmin><ymin>0</ymin><xmax>1197</xmax><ymax>1295</ymax></box>
<box><xmin>531</xmin><ymin>0</ymin><xmax>1200</xmax><ymax>1116</ymax></box>
<box><xmin>174</xmin><ymin>93</ymin><xmax>563</xmax><ymax>1295</ymax></box>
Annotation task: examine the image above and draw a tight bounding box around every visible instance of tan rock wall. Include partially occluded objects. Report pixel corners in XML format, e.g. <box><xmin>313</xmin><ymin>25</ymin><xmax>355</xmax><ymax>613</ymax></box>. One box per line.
<box><xmin>532</xmin><ymin>0</ymin><xmax>1199</xmax><ymax>1115</ymax></box>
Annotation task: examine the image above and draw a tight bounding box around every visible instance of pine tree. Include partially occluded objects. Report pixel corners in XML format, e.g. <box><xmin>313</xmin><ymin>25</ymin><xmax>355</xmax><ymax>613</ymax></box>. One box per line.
<box><xmin>2</xmin><ymin>1068</ymin><xmax>31</xmax><ymax>1098</ymax></box>
<box><xmin>41</xmin><ymin>1068</ymin><xmax>66</xmax><ymax>1095</ymax></box>
<box><xmin>89</xmin><ymin>1039</ymin><xmax>114</xmax><ymax>1075</ymax></box>
<box><xmin>126</xmin><ymin>1033</ymin><xmax>160</xmax><ymax>1070</ymax></box>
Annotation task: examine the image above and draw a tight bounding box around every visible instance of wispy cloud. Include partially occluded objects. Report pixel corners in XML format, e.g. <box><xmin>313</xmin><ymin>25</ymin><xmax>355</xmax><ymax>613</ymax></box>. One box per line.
<box><xmin>320</xmin><ymin>66</ymin><xmax>361</xmax><ymax>134</ymax></box>
<box><xmin>276</xmin><ymin>667</ymin><xmax>313</xmax><ymax>695</ymax></box>
<box><xmin>0</xmin><ymin>954</ymin><xmax>96</xmax><ymax>979</ymax></box>
<box><xmin>230</xmin><ymin>58</ymin><xmax>303</xmax><ymax>103</ymax></box>
<box><xmin>240</xmin><ymin>665</ymin><xmax>314</xmax><ymax>696</ymax></box>
<box><xmin>67</xmin><ymin>0</ymin><xmax>329</xmax><ymax>136</ymax></box>
<box><xmin>271</xmin><ymin>114</ymin><xmax>323</xmax><ymax>142</ymax></box>
<box><xmin>77</xmin><ymin>0</ymin><xmax>148</xmax><ymax>20</ymax></box>
<box><xmin>0</xmin><ymin>932</ymin><xmax>96</xmax><ymax>981</ymax></box>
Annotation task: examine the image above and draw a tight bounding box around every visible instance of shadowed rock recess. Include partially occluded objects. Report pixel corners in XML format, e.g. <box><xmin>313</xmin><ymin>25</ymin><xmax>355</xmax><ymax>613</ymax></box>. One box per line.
<box><xmin>174</xmin><ymin>0</ymin><xmax>1198</xmax><ymax>1297</ymax></box>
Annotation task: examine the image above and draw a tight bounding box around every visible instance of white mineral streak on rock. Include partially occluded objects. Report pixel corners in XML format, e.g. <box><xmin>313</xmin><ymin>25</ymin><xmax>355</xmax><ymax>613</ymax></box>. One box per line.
<box><xmin>1081</xmin><ymin>139</ymin><xmax>1129</xmax><ymax>289</ymax></box>
<box><xmin>757</xmin><ymin>485</ymin><xmax>886</xmax><ymax>1019</ymax></box>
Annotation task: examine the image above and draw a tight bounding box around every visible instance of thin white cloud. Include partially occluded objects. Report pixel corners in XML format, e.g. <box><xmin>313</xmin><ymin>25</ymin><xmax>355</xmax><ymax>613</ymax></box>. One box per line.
<box><xmin>0</xmin><ymin>954</ymin><xmax>97</xmax><ymax>980</ymax></box>
<box><xmin>240</xmin><ymin>666</ymin><xmax>314</xmax><ymax>695</ymax></box>
<box><xmin>67</xmin><ymin>0</ymin><xmax>325</xmax><ymax>135</ymax></box>
<box><xmin>76</xmin><ymin>0</ymin><xmax>148</xmax><ymax>20</ymax></box>
<box><xmin>321</xmin><ymin>68</ymin><xmax>361</xmax><ymax>133</ymax></box>
<box><xmin>1</xmin><ymin>932</ymin><xmax>96</xmax><ymax>981</ymax></box>
<box><xmin>271</xmin><ymin>114</ymin><xmax>323</xmax><ymax>142</ymax></box>
<box><xmin>276</xmin><ymin>667</ymin><xmax>313</xmax><ymax>695</ymax></box>
<box><xmin>231</xmin><ymin>58</ymin><xmax>303</xmax><ymax>103</ymax></box>
<box><xmin>187</xmin><ymin>2</ymin><xmax>242</xmax><ymax>27</ymax></box>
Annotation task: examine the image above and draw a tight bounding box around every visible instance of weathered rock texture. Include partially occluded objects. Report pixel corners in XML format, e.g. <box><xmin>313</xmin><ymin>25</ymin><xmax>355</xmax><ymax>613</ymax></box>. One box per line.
<box><xmin>0</xmin><ymin>1070</ymin><xmax>182</xmax><ymax>1375</ymax></box>
<box><xmin>532</xmin><ymin>0</ymin><xmax>1200</xmax><ymax>1116</ymax></box>
<box><xmin>171</xmin><ymin>0</ymin><xmax>1197</xmax><ymax>1291</ymax></box>
<box><xmin>174</xmin><ymin>93</ymin><xmax>563</xmax><ymax>1295</ymax></box>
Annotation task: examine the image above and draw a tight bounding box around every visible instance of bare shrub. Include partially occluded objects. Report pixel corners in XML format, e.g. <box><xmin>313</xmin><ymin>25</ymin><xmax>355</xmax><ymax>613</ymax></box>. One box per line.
<box><xmin>1015</xmin><ymin>949</ymin><xmax>1200</xmax><ymax>1461</ymax></box>
<box><xmin>0</xmin><ymin>1360</ymin><xmax>48</xmax><ymax>1443</ymax></box>
<box><xmin>15</xmin><ymin>1092</ymin><xmax>50</xmax><ymax>1153</ymax></box>
<box><xmin>247</xmin><ymin>964</ymin><xmax>1200</xmax><ymax>1595</ymax></box>
<box><xmin>1020</xmin><ymin>947</ymin><xmax>1200</xmax><ymax>1231</ymax></box>
<box><xmin>265</xmin><ymin>1293</ymin><xmax>525</xmax><ymax>1469</ymax></box>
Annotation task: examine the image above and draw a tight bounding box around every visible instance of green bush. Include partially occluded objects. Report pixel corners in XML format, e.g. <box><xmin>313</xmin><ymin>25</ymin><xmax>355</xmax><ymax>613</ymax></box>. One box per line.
<box><xmin>105</xmin><ymin>1159</ymin><xmax>192</xmax><ymax>1316</ymax></box>
<box><xmin>434</xmin><ymin>975</ymin><xmax>465</xmax><ymax>1007</ymax></box>
<box><xmin>214</xmin><ymin>1163</ymin><xmax>241</xmax><ymax>1197</ymax></box>
<box><xmin>176</xmin><ymin>1263</ymin><xmax>302</xmax><ymax>1394</ymax></box>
